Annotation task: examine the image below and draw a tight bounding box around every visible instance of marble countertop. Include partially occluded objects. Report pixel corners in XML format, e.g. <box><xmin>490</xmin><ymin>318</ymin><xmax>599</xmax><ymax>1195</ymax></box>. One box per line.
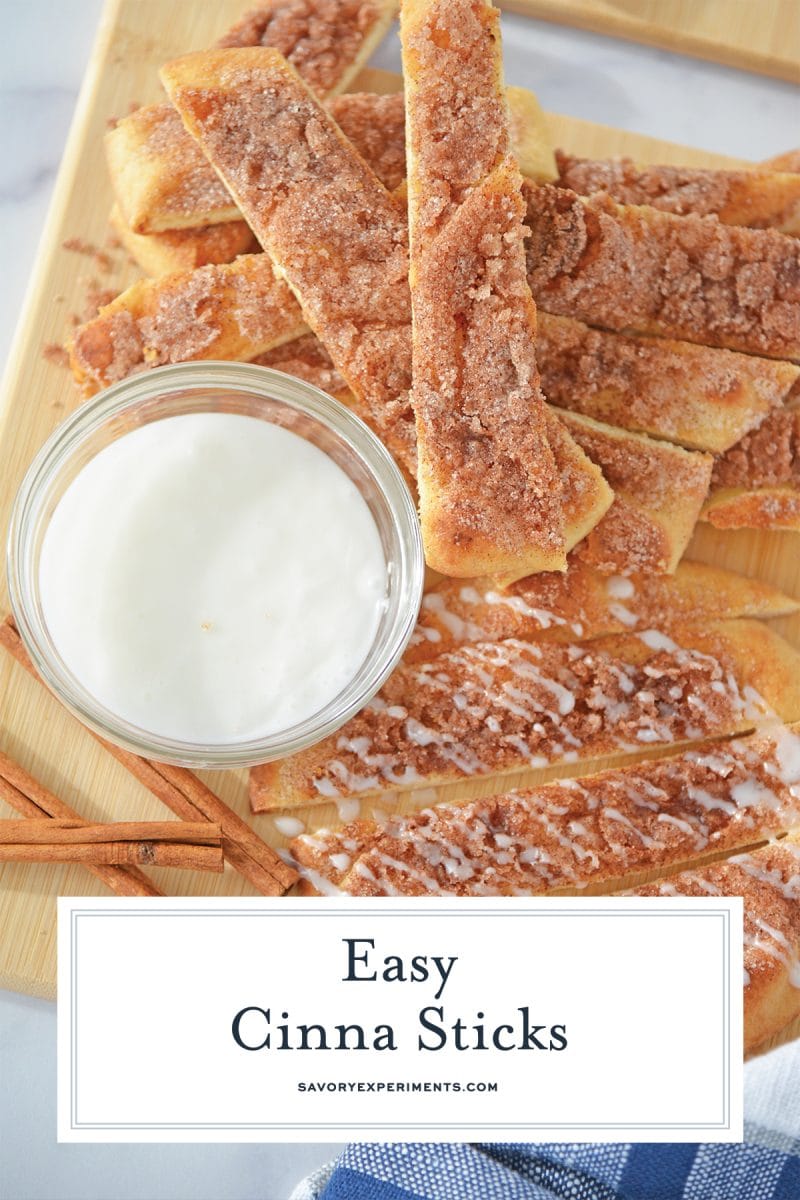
<box><xmin>0</xmin><ymin>4</ymin><xmax>798</xmax><ymax>1199</ymax></box>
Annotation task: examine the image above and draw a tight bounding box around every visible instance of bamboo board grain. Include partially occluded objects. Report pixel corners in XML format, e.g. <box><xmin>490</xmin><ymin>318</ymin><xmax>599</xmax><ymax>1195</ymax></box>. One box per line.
<box><xmin>498</xmin><ymin>0</ymin><xmax>800</xmax><ymax>84</ymax></box>
<box><xmin>0</xmin><ymin>0</ymin><xmax>799</xmax><ymax>1058</ymax></box>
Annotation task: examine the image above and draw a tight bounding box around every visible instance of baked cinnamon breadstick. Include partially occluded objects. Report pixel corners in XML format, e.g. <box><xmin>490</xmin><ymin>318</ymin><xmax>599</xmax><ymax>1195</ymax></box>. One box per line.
<box><xmin>541</xmin><ymin>409</ymin><xmax>612</xmax><ymax>556</ymax></box>
<box><xmin>290</xmin><ymin>723</ymin><xmax>800</xmax><ymax>896</ymax></box>
<box><xmin>711</xmin><ymin>406</ymin><xmax>800</xmax><ymax>492</ymax></box>
<box><xmin>401</xmin><ymin>0</ymin><xmax>568</xmax><ymax>577</ymax></box>
<box><xmin>635</xmin><ymin>835</ymin><xmax>800</xmax><ymax>1054</ymax></box>
<box><xmin>251</xmin><ymin>332</ymin><xmax>349</xmax><ymax>396</ymax></box>
<box><xmin>537</xmin><ymin>313</ymin><xmax>799</xmax><ymax>454</ymax></box>
<box><xmin>107</xmin><ymin>91</ymin><xmax>407</xmax><ymax>243</ymax></box>
<box><xmin>216</xmin><ymin>0</ymin><xmax>399</xmax><ymax>83</ymax></box>
<box><xmin>107</xmin><ymin>83</ymin><xmax>554</xmax><ymax>242</ymax></box>
<box><xmin>555</xmin><ymin>152</ymin><xmax>800</xmax><ymax>235</ymax></box>
<box><xmin>701</xmin><ymin>407</ymin><xmax>800</xmax><ymax>530</ymax></box>
<box><xmin>163</xmin><ymin>49</ymin><xmax>606</xmax><ymax>528</ymax></box>
<box><xmin>108</xmin><ymin>0</ymin><xmax>399</xmax><ymax>233</ymax></box>
<box><xmin>758</xmin><ymin>150</ymin><xmax>800</xmax><ymax>174</ymax></box>
<box><xmin>110</xmin><ymin>205</ymin><xmax>259</xmax><ymax>277</ymax></box>
<box><xmin>524</xmin><ymin>184</ymin><xmax>800</xmax><ymax>361</ymax></box>
<box><xmin>555</xmin><ymin>410</ymin><xmax>713</xmax><ymax>574</ymax></box>
<box><xmin>328</xmin><ymin>91</ymin><xmax>409</xmax><ymax>194</ymax></box>
<box><xmin>69</xmin><ymin>255</ymin><xmax>306</xmax><ymax>397</ymax></box>
<box><xmin>406</xmin><ymin>560</ymin><xmax>799</xmax><ymax>664</ymax></box>
<box><xmin>702</xmin><ymin>486</ymin><xmax>800</xmax><ymax>532</ymax></box>
<box><xmin>163</xmin><ymin>48</ymin><xmax>418</xmax><ymax>475</ymax></box>
<box><xmin>249</xmin><ymin>619</ymin><xmax>800</xmax><ymax>810</ymax></box>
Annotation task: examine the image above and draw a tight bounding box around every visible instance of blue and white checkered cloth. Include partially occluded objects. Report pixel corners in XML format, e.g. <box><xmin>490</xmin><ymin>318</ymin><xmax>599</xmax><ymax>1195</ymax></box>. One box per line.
<box><xmin>291</xmin><ymin>1040</ymin><xmax>800</xmax><ymax>1200</ymax></box>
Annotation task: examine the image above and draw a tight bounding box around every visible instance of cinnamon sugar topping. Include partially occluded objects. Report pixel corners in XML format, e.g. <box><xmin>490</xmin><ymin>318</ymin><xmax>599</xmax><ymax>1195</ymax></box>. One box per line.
<box><xmin>328</xmin><ymin>92</ymin><xmax>408</xmax><ymax>192</ymax></box>
<box><xmin>524</xmin><ymin>184</ymin><xmax>800</xmax><ymax>360</ymax></box>
<box><xmin>555</xmin><ymin>151</ymin><xmax>800</xmax><ymax>233</ymax></box>
<box><xmin>712</xmin><ymin>407</ymin><xmax>800</xmax><ymax>489</ymax></box>
<box><xmin>217</xmin><ymin>1</ymin><xmax>385</xmax><ymax>96</ymax></box>
<box><xmin>69</xmin><ymin>257</ymin><xmax>304</xmax><ymax>396</ymax></box>
<box><xmin>636</xmin><ymin>837</ymin><xmax>800</xmax><ymax>1002</ymax></box>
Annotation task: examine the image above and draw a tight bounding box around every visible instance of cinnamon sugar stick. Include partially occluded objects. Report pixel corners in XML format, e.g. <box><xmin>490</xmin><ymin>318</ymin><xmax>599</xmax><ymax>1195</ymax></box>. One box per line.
<box><xmin>0</xmin><ymin>616</ymin><xmax>297</xmax><ymax>895</ymax></box>
<box><xmin>0</xmin><ymin>749</ymin><xmax>162</xmax><ymax>897</ymax></box>
<box><xmin>0</xmin><ymin>819</ymin><xmax>223</xmax><ymax>871</ymax></box>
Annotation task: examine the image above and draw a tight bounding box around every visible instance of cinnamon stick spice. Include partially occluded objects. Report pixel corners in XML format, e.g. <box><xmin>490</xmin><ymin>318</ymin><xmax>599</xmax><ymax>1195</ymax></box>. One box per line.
<box><xmin>0</xmin><ymin>749</ymin><xmax>162</xmax><ymax>897</ymax></box>
<box><xmin>0</xmin><ymin>818</ymin><xmax>224</xmax><ymax>871</ymax></box>
<box><xmin>0</xmin><ymin>818</ymin><xmax>220</xmax><ymax>844</ymax></box>
<box><xmin>0</xmin><ymin>616</ymin><xmax>298</xmax><ymax>895</ymax></box>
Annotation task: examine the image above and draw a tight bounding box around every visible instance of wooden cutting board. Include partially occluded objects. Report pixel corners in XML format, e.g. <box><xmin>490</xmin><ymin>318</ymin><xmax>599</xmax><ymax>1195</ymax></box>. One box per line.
<box><xmin>498</xmin><ymin>0</ymin><xmax>800</xmax><ymax>83</ymax></box>
<box><xmin>0</xmin><ymin>0</ymin><xmax>798</xmax><ymax>1061</ymax></box>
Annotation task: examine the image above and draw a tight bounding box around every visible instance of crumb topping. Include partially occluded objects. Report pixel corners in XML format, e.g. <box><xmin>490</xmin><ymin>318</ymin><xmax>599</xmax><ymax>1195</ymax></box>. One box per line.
<box><xmin>524</xmin><ymin>184</ymin><xmax>800</xmax><ymax>359</ymax></box>
<box><xmin>62</xmin><ymin>237</ymin><xmax>112</xmax><ymax>273</ymax></box>
<box><xmin>42</xmin><ymin>343</ymin><xmax>70</xmax><ymax>369</ymax></box>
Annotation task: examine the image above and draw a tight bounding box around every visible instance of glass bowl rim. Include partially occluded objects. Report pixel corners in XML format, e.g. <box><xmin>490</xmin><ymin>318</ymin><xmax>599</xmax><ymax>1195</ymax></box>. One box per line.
<box><xmin>6</xmin><ymin>361</ymin><xmax>424</xmax><ymax>768</ymax></box>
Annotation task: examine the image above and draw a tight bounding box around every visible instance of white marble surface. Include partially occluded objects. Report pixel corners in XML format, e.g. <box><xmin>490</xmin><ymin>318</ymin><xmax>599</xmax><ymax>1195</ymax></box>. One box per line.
<box><xmin>0</xmin><ymin>5</ymin><xmax>798</xmax><ymax>1200</ymax></box>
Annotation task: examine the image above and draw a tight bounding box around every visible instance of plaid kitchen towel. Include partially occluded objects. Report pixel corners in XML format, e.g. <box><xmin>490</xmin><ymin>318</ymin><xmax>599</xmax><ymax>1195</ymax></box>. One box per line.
<box><xmin>300</xmin><ymin>1141</ymin><xmax>800</xmax><ymax>1200</ymax></box>
<box><xmin>289</xmin><ymin>1041</ymin><xmax>800</xmax><ymax>1200</ymax></box>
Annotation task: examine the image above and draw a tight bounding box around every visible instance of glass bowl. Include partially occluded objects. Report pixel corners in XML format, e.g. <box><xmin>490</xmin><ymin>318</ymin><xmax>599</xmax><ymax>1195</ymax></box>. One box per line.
<box><xmin>7</xmin><ymin>362</ymin><xmax>423</xmax><ymax>768</ymax></box>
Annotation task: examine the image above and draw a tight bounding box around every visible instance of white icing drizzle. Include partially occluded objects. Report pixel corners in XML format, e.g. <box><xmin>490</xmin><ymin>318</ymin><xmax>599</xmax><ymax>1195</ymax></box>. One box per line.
<box><xmin>484</xmin><ymin>589</ymin><xmax>566</xmax><ymax>631</ymax></box>
<box><xmin>313</xmin><ymin>777</ymin><xmax>342</xmax><ymax>798</ymax></box>
<box><xmin>297</xmin><ymin>865</ymin><xmax>344</xmax><ymax>896</ymax></box>
<box><xmin>307</xmin><ymin>632</ymin><xmax>744</xmax><ymax>798</ymax></box>
<box><xmin>606</xmin><ymin>576</ymin><xmax>636</xmax><ymax>600</ymax></box>
<box><xmin>603</xmin><ymin>808</ymin><xmax>657</xmax><ymax>849</ymax></box>
<box><xmin>657</xmin><ymin>813</ymin><xmax>706</xmax><ymax>844</ymax></box>
<box><xmin>272</xmin><ymin>815</ymin><xmax>306</xmax><ymax>838</ymax></box>
<box><xmin>609</xmin><ymin>602</ymin><xmax>638</xmax><ymax>627</ymax></box>
<box><xmin>638</xmin><ymin>629</ymin><xmax>679</xmax><ymax>652</ymax></box>
<box><xmin>734</xmin><ymin>855</ymin><xmax>800</xmax><ymax>902</ymax></box>
<box><xmin>688</xmin><ymin>785</ymin><xmax>738</xmax><ymax>816</ymax></box>
<box><xmin>419</xmin><ymin>591</ymin><xmax>489</xmax><ymax>641</ymax></box>
<box><xmin>771</xmin><ymin>725</ymin><xmax>800</xmax><ymax>787</ymax></box>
